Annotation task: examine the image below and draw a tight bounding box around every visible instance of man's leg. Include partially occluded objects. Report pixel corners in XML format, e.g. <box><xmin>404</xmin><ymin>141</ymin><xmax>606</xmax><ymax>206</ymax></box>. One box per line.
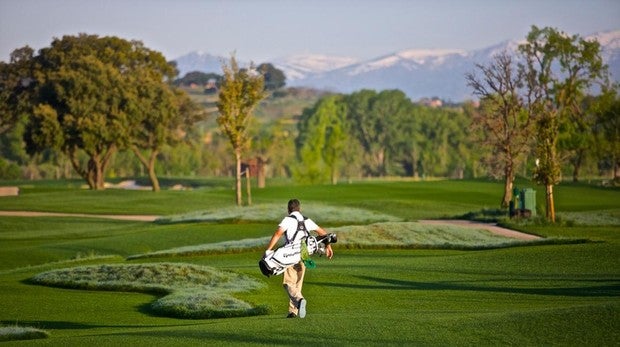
<box><xmin>283</xmin><ymin>262</ymin><xmax>306</xmax><ymax>316</ymax></box>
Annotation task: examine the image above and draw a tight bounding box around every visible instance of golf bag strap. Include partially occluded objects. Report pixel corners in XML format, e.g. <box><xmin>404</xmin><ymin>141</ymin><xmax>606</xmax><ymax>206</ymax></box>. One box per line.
<box><xmin>285</xmin><ymin>215</ymin><xmax>308</xmax><ymax>244</ymax></box>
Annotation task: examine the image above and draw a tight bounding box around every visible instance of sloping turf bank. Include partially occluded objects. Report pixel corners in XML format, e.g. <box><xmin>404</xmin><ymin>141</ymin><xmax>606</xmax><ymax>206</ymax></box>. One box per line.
<box><xmin>29</xmin><ymin>263</ymin><xmax>268</xmax><ymax>319</ymax></box>
<box><xmin>155</xmin><ymin>203</ymin><xmax>402</xmax><ymax>225</ymax></box>
<box><xmin>128</xmin><ymin>222</ymin><xmax>586</xmax><ymax>260</ymax></box>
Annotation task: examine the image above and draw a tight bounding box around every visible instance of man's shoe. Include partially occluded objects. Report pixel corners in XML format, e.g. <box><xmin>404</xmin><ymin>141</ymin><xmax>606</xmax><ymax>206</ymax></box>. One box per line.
<box><xmin>286</xmin><ymin>312</ymin><xmax>297</xmax><ymax>318</ymax></box>
<box><xmin>298</xmin><ymin>298</ymin><xmax>306</xmax><ymax>318</ymax></box>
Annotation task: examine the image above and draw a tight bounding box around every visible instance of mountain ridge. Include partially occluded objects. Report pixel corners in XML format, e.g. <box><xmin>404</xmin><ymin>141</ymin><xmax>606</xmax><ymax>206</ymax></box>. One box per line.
<box><xmin>174</xmin><ymin>29</ymin><xmax>620</xmax><ymax>102</ymax></box>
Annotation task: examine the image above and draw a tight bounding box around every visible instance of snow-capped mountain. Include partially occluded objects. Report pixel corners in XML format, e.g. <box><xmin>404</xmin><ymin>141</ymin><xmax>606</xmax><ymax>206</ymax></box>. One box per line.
<box><xmin>174</xmin><ymin>51</ymin><xmax>229</xmax><ymax>77</ymax></box>
<box><xmin>272</xmin><ymin>54</ymin><xmax>359</xmax><ymax>81</ymax></box>
<box><xmin>174</xmin><ymin>30</ymin><xmax>620</xmax><ymax>102</ymax></box>
<box><xmin>591</xmin><ymin>30</ymin><xmax>620</xmax><ymax>83</ymax></box>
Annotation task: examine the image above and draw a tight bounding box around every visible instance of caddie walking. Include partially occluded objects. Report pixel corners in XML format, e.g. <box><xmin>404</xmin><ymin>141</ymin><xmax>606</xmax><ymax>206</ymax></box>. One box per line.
<box><xmin>265</xmin><ymin>199</ymin><xmax>334</xmax><ymax>318</ymax></box>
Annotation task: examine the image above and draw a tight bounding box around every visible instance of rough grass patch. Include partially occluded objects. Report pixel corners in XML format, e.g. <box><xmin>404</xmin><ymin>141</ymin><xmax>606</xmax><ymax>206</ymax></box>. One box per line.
<box><xmin>127</xmin><ymin>237</ymin><xmax>270</xmax><ymax>260</ymax></box>
<box><xmin>0</xmin><ymin>325</ymin><xmax>49</xmax><ymax>342</ymax></box>
<box><xmin>29</xmin><ymin>263</ymin><xmax>266</xmax><ymax>319</ymax></box>
<box><xmin>556</xmin><ymin>210</ymin><xmax>620</xmax><ymax>226</ymax></box>
<box><xmin>334</xmin><ymin>222</ymin><xmax>581</xmax><ymax>250</ymax></box>
<box><xmin>155</xmin><ymin>203</ymin><xmax>402</xmax><ymax>225</ymax></box>
<box><xmin>128</xmin><ymin>222</ymin><xmax>585</xmax><ymax>260</ymax></box>
<box><xmin>151</xmin><ymin>291</ymin><xmax>270</xmax><ymax>319</ymax></box>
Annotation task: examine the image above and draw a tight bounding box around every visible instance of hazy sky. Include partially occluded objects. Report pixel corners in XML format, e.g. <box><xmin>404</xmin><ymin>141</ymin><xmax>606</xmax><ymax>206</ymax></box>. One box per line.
<box><xmin>1</xmin><ymin>0</ymin><xmax>619</xmax><ymax>63</ymax></box>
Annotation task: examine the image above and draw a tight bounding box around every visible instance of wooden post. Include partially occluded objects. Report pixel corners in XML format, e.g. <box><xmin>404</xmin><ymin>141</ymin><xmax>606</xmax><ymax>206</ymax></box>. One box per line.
<box><xmin>245</xmin><ymin>168</ymin><xmax>252</xmax><ymax>206</ymax></box>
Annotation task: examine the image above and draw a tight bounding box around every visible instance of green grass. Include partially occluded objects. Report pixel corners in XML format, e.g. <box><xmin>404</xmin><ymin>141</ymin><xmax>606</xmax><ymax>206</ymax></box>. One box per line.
<box><xmin>0</xmin><ymin>178</ymin><xmax>618</xmax><ymax>346</ymax></box>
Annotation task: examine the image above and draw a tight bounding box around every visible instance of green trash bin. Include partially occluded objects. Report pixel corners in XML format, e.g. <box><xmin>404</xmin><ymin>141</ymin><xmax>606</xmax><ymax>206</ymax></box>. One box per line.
<box><xmin>522</xmin><ymin>188</ymin><xmax>536</xmax><ymax>216</ymax></box>
<box><xmin>513</xmin><ymin>187</ymin><xmax>522</xmax><ymax>209</ymax></box>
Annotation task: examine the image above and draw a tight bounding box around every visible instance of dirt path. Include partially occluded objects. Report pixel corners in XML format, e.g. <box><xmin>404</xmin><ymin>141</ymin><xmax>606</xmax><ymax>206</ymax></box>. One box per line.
<box><xmin>0</xmin><ymin>211</ymin><xmax>159</xmax><ymax>222</ymax></box>
<box><xmin>419</xmin><ymin>219</ymin><xmax>541</xmax><ymax>240</ymax></box>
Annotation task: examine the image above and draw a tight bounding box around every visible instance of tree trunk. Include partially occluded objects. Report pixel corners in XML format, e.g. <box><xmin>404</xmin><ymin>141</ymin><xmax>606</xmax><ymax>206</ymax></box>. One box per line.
<box><xmin>131</xmin><ymin>146</ymin><xmax>160</xmax><ymax>192</ymax></box>
<box><xmin>245</xmin><ymin>168</ymin><xmax>252</xmax><ymax>206</ymax></box>
<box><xmin>148</xmin><ymin>152</ymin><xmax>160</xmax><ymax>192</ymax></box>
<box><xmin>68</xmin><ymin>148</ymin><xmax>92</xmax><ymax>188</ymax></box>
<box><xmin>86</xmin><ymin>158</ymin><xmax>97</xmax><ymax>190</ymax></box>
<box><xmin>95</xmin><ymin>160</ymin><xmax>105</xmax><ymax>190</ymax></box>
<box><xmin>502</xmin><ymin>178</ymin><xmax>513</xmax><ymax>209</ymax></box>
<box><xmin>546</xmin><ymin>184</ymin><xmax>556</xmax><ymax>222</ymax></box>
<box><xmin>235</xmin><ymin>150</ymin><xmax>242</xmax><ymax>206</ymax></box>
<box><xmin>257</xmin><ymin>157</ymin><xmax>266</xmax><ymax>188</ymax></box>
<box><xmin>411</xmin><ymin>145</ymin><xmax>419</xmax><ymax>178</ymax></box>
<box><xmin>571</xmin><ymin>149</ymin><xmax>584</xmax><ymax>182</ymax></box>
<box><xmin>501</xmin><ymin>165</ymin><xmax>514</xmax><ymax>208</ymax></box>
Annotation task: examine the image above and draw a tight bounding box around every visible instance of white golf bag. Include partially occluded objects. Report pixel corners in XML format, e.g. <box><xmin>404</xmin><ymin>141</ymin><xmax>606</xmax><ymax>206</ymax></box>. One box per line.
<box><xmin>259</xmin><ymin>233</ymin><xmax>337</xmax><ymax>277</ymax></box>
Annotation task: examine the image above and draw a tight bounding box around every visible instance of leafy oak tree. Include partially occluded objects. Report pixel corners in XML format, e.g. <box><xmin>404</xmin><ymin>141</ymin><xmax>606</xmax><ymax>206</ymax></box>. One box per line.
<box><xmin>0</xmin><ymin>47</ymin><xmax>35</xmax><ymax>135</ymax></box>
<box><xmin>130</xmin><ymin>72</ymin><xmax>204</xmax><ymax>192</ymax></box>
<box><xmin>217</xmin><ymin>54</ymin><xmax>265</xmax><ymax>206</ymax></box>
<box><xmin>257</xmin><ymin>63</ymin><xmax>285</xmax><ymax>91</ymax></box>
<box><xmin>19</xmin><ymin>34</ymin><xmax>191</xmax><ymax>190</ymax></box>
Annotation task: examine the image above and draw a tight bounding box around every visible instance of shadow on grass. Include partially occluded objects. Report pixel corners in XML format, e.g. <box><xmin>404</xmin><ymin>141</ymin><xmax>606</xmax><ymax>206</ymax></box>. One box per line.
<box><xmin>95</xmin><ymin>326</ymin><xmax>405</xmax><ymax>346</ymax></box>
<box><xmin>0</xmin><ymin>320</ymin><xmax>203</xmax><ymax>330</ymax></box>
<box><xmin>312</xmin><ymin>275</ymin><xmax>620</xmax><ymax>297</ymax></box>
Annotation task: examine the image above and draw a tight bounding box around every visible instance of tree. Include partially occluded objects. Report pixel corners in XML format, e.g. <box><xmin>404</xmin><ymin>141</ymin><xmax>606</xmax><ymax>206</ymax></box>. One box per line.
<box><xmin>520</xmin><ymin>26</ymin><xmax>609</xmax><ymax>221</ymax></box>
<box><xmin>174</xmin><ymin>71</ymin><xmax>222</xmax><ymax>87</ymax></box>
<box><xmin>592</xmin><ymin>89</ymin><xmax>620</xmax><ymax>182</ymax></box>
<box><xmin>130</xmin><ymin>73</ymin><xmax>204</xmax><ymax>191</ymax></box>
<box><xmin>295</xmin><ymin>95</ymin><xmax>350</xmax><ymax>184</ymax></box>
<box><xmin>25</xmin><ymin>41</ymin><xmax>130</xmax><ymax>190</ymax></box>
<box><xmin>0</xmin><ymin>46</ymin><xmax>35</xmax><ymax>135</ymax></box>
<box><xmin>16</xmin><ymin>34</ymin><xmax>191</xmax><ymax>190</ymax></box>
<box><xmin>392</xmin><ymin>104</ymin><xmax>424</xmax><ymax>178</ymax></box>
<box><xmin>217</xmin><ymin>54</ymin><xmax>265</xmax><ymax>206</ymax></box>
<box><xmin>257</xmin><ymin>63</ymin><xmax>286</xmax><ymax>91</ymax></box>
<box><xmin>466</xmin><ymin>52</ymin><xmax>536</xmax><ymax>208</ymax></box>
<box><xmin>346</xmin><ymin>90</ymin><xmax>411</xmax><ymax>176</ymax></box>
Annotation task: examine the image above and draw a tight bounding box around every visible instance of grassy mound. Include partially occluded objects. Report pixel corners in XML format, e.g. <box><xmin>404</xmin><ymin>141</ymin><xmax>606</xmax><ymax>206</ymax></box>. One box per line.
<box><xmin>127</xmin><ymin>237</ymin><xmax>271</xmax><ymax>260</ymax></box>
<box><xmin>0</xmin><ymin>325</ymin><xmax>49</xmax><ymax>342</ymax></box>
<box><xmin>155</xmin><ymin>202</ymin><xmax>402</xmax><ymax>225</ymax></box>
<box><xmin>334</xmin><ymin>222</ymin><xmax>582</xmax><ymax>250</ymax></box>
<box><xmin>151</xmin><ymin>291</ymin><xmax>269</xmax><ymax>319</ymax></box>
<box><xmin>128</xmin><ymin>221</ymin><xmax>585</xmax><ymax>260</ymax></box>
<box><xmin>30</xmin><ymin>263</ymin><xmax>268</xmax><ymax>319</ymax></box>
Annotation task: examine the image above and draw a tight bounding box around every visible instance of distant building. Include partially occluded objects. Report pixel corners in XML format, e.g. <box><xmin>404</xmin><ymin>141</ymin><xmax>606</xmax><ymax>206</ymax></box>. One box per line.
<box><xmin>204</xmin><ymin>78</ymin><xmax>218</xmax><ymax>94</ymax></box>
<box><xmin>419</xmin><ymin>97</ymin><xmax>443</xmax><ymax>108</ymax></box>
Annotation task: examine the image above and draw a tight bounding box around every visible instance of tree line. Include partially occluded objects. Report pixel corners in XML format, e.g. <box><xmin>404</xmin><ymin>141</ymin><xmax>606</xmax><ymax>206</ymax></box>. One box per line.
<box><xmin>466</xmin><ymin>26</ymin><xmax>617</xmax><ymax>221</ymax></box>
<box><xmin>1</xmin><ymin>28</ymin><xmax>618</xmax><ymax>219</ymax></box>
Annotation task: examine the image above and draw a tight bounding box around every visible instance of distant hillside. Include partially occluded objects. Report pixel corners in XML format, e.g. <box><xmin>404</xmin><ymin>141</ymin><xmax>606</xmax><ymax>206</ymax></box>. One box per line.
<box><xmin>174</xmin><ymin>30</ymin><xmax>620</xmax><ymax>102</ymax></box>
